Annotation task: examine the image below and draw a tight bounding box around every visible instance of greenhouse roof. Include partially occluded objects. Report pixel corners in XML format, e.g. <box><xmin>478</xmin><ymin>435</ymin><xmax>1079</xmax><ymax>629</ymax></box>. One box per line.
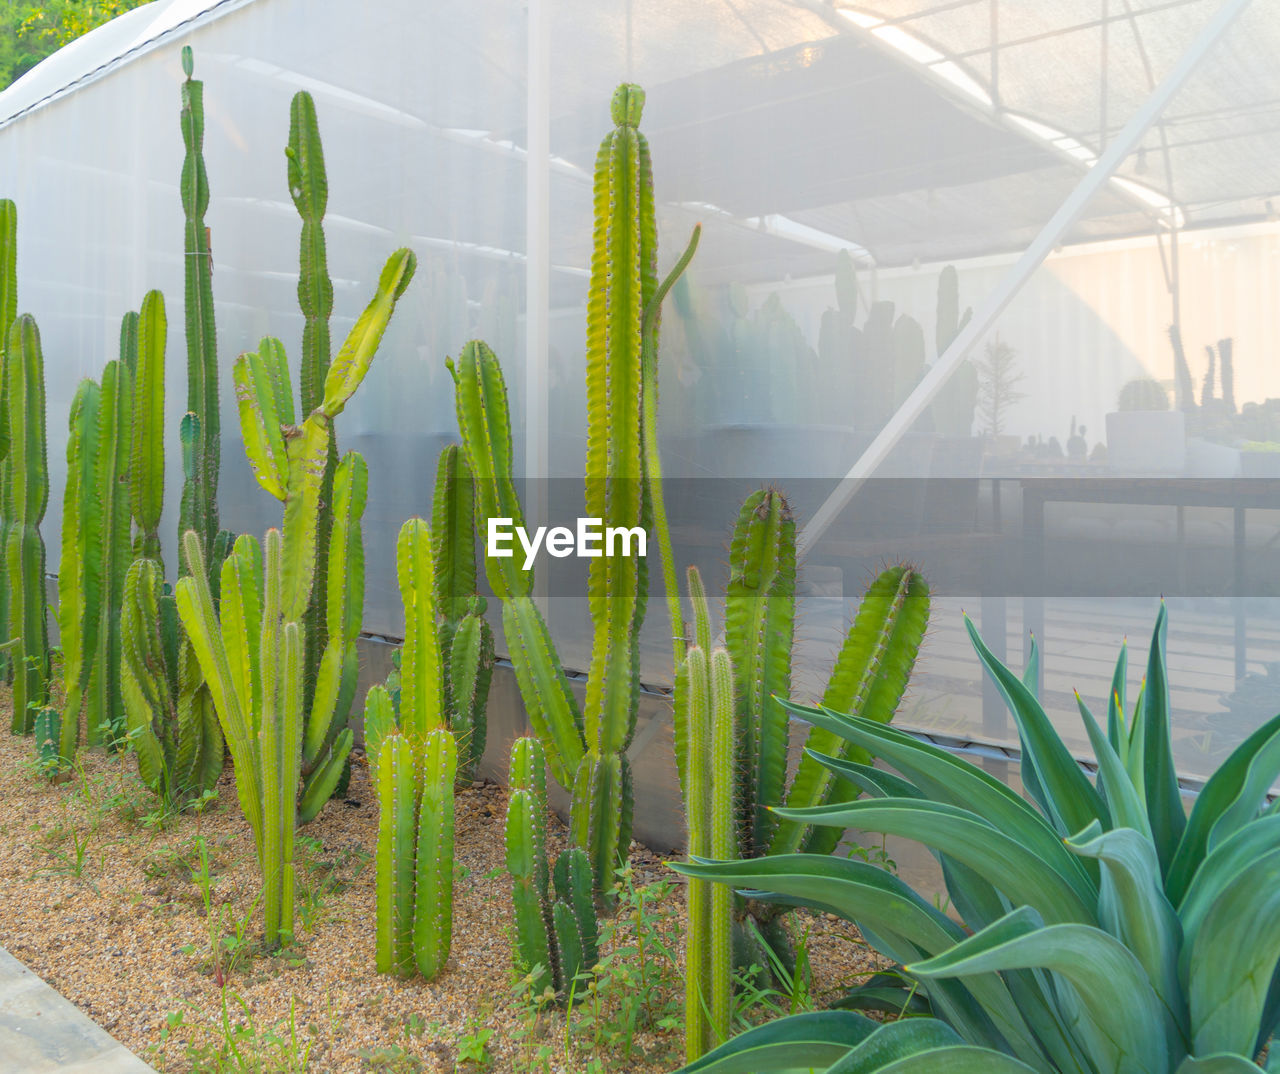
<box><xmin>0</xmin><ymin>0</ymin><xmax>1274</xmax><ymax>272</ymax></box>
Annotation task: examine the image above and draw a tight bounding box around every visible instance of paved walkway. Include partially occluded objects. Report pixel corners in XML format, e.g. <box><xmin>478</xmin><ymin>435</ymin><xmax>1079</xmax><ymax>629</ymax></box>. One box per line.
<box><xmin>0</xmin><ymin>947</ymin><xmax>156</xmax><ymax>1073</ymax></box>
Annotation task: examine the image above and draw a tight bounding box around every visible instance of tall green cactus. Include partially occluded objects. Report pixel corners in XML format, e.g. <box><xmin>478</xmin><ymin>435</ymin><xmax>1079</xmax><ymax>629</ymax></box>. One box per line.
<box><xmin>56</xmin><ymin>379</ymin><xmax>102</xmax><ymax>761</ymax></box>
<box><xmin>432</xmin><ymin>444</ymin><xmax>493</xmax><ymax>780</ymax></box>
<box><xmin>365</xmin><ymin>519</ymin><xmax>456</xmax><ymax>979</ymax></box>
<box><xmin>451</xmin><ymin>84</ymin><xmax>697</xmax><ymax>899</ymax></box>
<box><xmin>178</xmin><ymin>248</ymin><xmax>415</xmax><ymax>947</ymax></box>
<box><xmin>85</xmin><ymin>329</ymin><xmax>135</xmax><ymax>747</ymax></box>
<box><xmin>680</xmin><ymin>567</ymin><xmax>736</xmax><ymax>1060</ymax></box>
<box><xmin>5</xmin><ymin>314</ymin><xmax>49</xmax><ymax>734</ymax></box>
<box><xmin>178</xmin><ymin>45</ymin><xmax>221</xmax><ymax>580</ymax></box>
<box><xmin>504</xmin><ymin>736</ymin><xmax>600</xmax><ymax>1001</ymax></box>
<box><xmin>0</xmin><ymin>199</ymin><xmax>17</xmax><ymax>683</ymax></box>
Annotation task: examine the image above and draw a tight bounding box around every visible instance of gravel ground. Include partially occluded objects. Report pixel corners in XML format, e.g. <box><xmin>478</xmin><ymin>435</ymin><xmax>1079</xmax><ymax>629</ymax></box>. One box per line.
<box><xmin>0</xmin><ymin>684</ymin><xmax>888</xmax><ymax>1073</ymax></box>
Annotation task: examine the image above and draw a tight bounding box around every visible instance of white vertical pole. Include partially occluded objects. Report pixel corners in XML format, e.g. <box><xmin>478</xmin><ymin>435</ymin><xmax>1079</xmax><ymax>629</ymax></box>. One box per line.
<box><xmin>797</xmin><ymin>0</ymin><xmax>1252</xmax><ymax>559</ymax></box>
<box><xmin>526</xmin><ymin>0</ymin><xmax>551</xmax><ymax>605</ymax></box>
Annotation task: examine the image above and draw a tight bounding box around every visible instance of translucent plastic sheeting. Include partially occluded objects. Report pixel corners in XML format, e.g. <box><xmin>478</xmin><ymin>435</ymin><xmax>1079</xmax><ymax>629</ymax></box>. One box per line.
<box><xmin>1</xmin><ymin>0</ymin><xmax>1278</xmax><ymax>783</ymax></box>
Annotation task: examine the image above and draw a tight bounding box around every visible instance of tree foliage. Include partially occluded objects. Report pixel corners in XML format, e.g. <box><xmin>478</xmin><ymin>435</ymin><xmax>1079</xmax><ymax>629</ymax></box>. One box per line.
<box><xmin>1</xmin><ymin>1</ymin><xmax>153</xmax><ymax>91</ymax></box>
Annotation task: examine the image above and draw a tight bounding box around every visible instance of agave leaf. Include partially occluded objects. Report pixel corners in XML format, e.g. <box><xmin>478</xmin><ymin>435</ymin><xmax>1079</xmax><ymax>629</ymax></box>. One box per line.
<box><xmin>964</xmin><ymin>616</ymin><xmax>1107</xmax><ymax>839</ymax></box>
<box><xmin>771</xmin><ymin>798</ymin><xmax>1095</xmax><ymax>925</ymax></box>
<box><xmin>1175</xmin><ymin>1056</ymin><xmax>1267</xmax><ymax>1074</ymax></box>
<box><xmin>1167</xmin><ymin>711</ymin><xmax>1280</xmax><ymax>905</ymax></box>
<box><xmin>910</xmin><ymin>906</ymin><xmax>1170</xmax><ymax>1074</ymax></box>
<box><xmin>1075</xmin><ymin>692</ymin><xmax>1150</xmax><ymax>837</ymax></box>
<box><xmin>806</xmin><ymin>749</ymin><xmax>923</xmax><ymax>801</ymax></box>
<box><xmin>1187</xmin><ymin>846</ymin><xmax>1280</xmax><ymax>1057</ymax></box>
<box><xmin>1137</xmin><ymin>604</ymin><xmax>1187</xmax><ymax>874</ymax></box>
<box><xmin>1066</xmin><ymin>822</ymin><xmax>1184</xmax><ymax>1027</ymax></box>
<box><xmin>789</xmin><ymin>702</ymin><xmax>1096</xmax><ymax>904</ymax></box>
<box><xmin>671</xmin><ymin>1010</ymin><xmax>878</xmax><ymax>1074</ymax></box>
<box><xmin>1107</xmin><ymin>641</ymin><xmax>1129</xmax><ymax>760</ymax></box>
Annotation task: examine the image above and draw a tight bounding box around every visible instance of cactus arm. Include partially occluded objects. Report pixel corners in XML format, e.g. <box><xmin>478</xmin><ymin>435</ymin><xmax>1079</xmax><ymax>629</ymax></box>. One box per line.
<box><xmin>286</xmin><ymin>90</ymin><xmax>332</xmax><ymax>419</ymax></box>
<box><xmin>769</xmin><ymin>565</ymin><xmax>930</xmax><ymax>858</ymax></box>
<box><xmin>446</xmin><ymin>340</ymin><xmax>530</xmax><ymax>601</ymax></box>
<box><xmin>131</xmin><ymin>291</ymin><xmax>167</xmax><ymax>561</ymax></box>
<box><xmin>431</xmin><ymin>445</ymin><xmax>477</xmax><ymax>628</ymax></box>
<box><xmin>570</xmin><ymin>751</ymin><xmax>630</xmax><ymax>903</ymax></box>
<box><xmin>297</xmin><ymin>729</ymin><xmax>352</xmax><ymax>824</ymax></box>
<box><xmin>507</xmin><ymin>786</ymin><xmax>555</xmax><ymax>986</ymax></box>
<box><xmin>57</xmin><ymin>379</ymin><xmax>101</xmax><ymax>761</ymax></box>
<box><xmin>723</xmin><ymin>490</ymin><xmax>795</xmax><ymax>855</ymax></box>
<box><xmin>363</xmin><ymin>685</ymin><xmax>395</xmax><ymax>785</ymax></box>
<box><xmin>320</xmin><ymin>248</ymin><xmax>416</xmax><ymax>417</ymax></box>
<box><xmin>448</xmin><ymin>611</ymin><xmax>493</xmax><ymax>781</ymax></box>
<box><xmin>258</xmin><ymin>530</ymin><xmax>287</xmax><ymax>946</ymax></box>
<box><xmin>175</xmin><ymin>530</ymin><xmax>264</xmax><ymax>849</ymax></box>
<box><xmin>552</xmin><ymin>848</ymin><xmax>599</xmax><ymax>991</ymax></box>
<box><xmin>503</xmin><ymin>597</ymin><xmax>585</xmax><ymax>788</ymax></box>
<box><xmin>683</xmin><ymin>643</ymin><xmax>712</xmax><ymax>1059</ymax></box>
<box><xmin>707</xmin><ymin>647</ymin><xmax>736</xmax><ymax>1045</ymax></box>
<box><xmin>397</xmin><ymin>518</ymin><xmax>443</xmax><ymax>744</ymax></box>
<box><xmin>374</xmin><ymin>733</ymin><xmax>417</xmax><ymax>976</ymax></box>
<box><xmin>280</xmin><ymin>414</ymin><xmax>330</xmax><ymax>623</ymax></box>
<box><xmin>640</xmin><ymin>224</ymin><xmax>701</xmax><ymax>675</ymax></box>
<box><xmin>414</xmin><ymin>728</ymin><xmax>457</xmax><ymax>979</ymax></box>
<box><xmin>234</xmin><ymin>349</ymin><xmax>291</xmax><ymax>502</ymax></box>
<box><xmin>218</xmin><ymin>528</ymin><xmax>263</xmax><ymax>739</ymax></box>
<box><xmin>180</xmin><ymin>48</ymin><xmax>220</xmax><ymax>567</ymax></box>
<box><xmin>276</xmin><ymin>616</ymin><xmax>304</xmax><ymax>945</ymax></box>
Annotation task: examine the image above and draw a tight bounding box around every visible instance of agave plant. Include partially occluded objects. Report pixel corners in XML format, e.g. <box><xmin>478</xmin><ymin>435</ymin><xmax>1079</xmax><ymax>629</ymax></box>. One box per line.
<box><xmin>674</xmin><ymin>604</ymin><xmax>1280</xmax><ymax>1073</ymax></box>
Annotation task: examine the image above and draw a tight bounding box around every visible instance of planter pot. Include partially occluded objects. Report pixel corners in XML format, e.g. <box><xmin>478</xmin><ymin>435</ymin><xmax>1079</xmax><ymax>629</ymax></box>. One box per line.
<box><xmin>1240</xmin><ymin>451</ymin><xmax>1280</xmax><ymax>478</ymax></box>
<box><xmin>1186</xmin><ymin>437</ymin><xmax>1241</xmax><ymax>478</ymax></box>
<box><xmin>1105</xmin><ymin>410</ymin><xmax>1186</xmax><ymax>474</ymax></box>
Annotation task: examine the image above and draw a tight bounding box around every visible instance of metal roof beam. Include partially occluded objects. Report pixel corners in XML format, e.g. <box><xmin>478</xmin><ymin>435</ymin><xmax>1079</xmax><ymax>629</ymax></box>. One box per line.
<box><xmin>797</xmin><ymin>0</ymin><xmax>1255</xmax><ymax>560</ymax></box>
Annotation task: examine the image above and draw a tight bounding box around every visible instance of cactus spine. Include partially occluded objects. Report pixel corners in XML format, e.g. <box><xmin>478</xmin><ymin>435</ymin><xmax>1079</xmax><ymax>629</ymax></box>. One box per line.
<box><xmin>178</xmin><ymin>45</ymin><xmax>222</xmax><ymax>579</ymax></box>
<box><xmin>5</xmin><ymin>313</ymin><xmax>49</xmax><ymax>734</ymax></box>
<box><xmin>178</xmin><ymin>249</ymin><xmax>415</xmax><ymax>947</ymax></box>
<box><xmin>680</xmin><ymin>567</ymin><xmax>736</xmax><ymax>1060</ymax></box>
<box><xmin>57</xmin><ymin>379</ymin><xmax>102</xmax><ymax>760</ymax></box>
<box><xmin>452</xmin><ymin>84</ymin><xmax>697</xmax><ymax>899</ymax></box>
<box><xmin>366</xmin><ymin>519</ymin><xmax>456</xmax><ymax>979</ymax></box>
<box><xmin>504</xmin><ymin>736</ymin><xmax>600</xmax><ymax>1000</ymax></box>
<box><xmin>432</xmin><ymin>444</ymin><xmax>493</xmax><ymax>781</ymax></box>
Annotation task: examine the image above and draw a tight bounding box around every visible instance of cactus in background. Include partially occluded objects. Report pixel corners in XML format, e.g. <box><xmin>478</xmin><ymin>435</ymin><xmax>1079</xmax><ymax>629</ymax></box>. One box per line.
<box><xmin>431</xmin><ymin>444</ymin><xmax>493</xmax><ymax>781</ymax></box>
<box><xmin>680</xmin><ymin>567</ymin><xmax>735</xmax><ymax>1060</ymax></box>
<box><xmin>1169</xmin><ymin>323</ymin><xmax>1196</xmax><ymax>412</ymax></box>
<box><xmin>0</xmin><ymin>199</ymin><xmax>16</xmax><ymax>683</ymax></box>
<box><xmin>56</xmin><ymin>379</ymin><xmax>102</xmax><ymax>762</ymax></box>
<box><xmin>930</xmin><ymin>264</ymin><xmax>977</xmax><ymax>437</ymax></box>
<box><xmin>85</xmin><ymin>327</ymin><xmax>135</xmax><ymax>747</ymax></box>
<box><xmin>1217</xmin><ymin>337</ymin><xmax>1236</xmax><ymax>412</ymax></box>
<box><xmin>178</xmin><ymin>45</ymin><xmax>224</xmax><ymax>581</ymax></box>
<box><xmin>5</xmin><ymin>314</ymin><xmax>50</xmax><ymax>734</ymax></box>
<box><xmin>451</xmin><ymin>85</ymin><xmax>698</xmax><ymax>900</ymax></box>
<box><xmin>504</xmin><ymin>736</ymin><xmax>600</xmax><ymax>1000</ymax></box>
<box><xmin>365</xmin><ymin>519</ymin><xmax>457</xmax><ymax>979</ymax></box>
<box><xmin>1118</xmin><ymin>376</ymin><xmax>1170</xmax><ymax>412</ymax></box>
<box><xmin>177</xmin><ymin>248</ymin><xmax>415</xmax><ymax>947</ymax></box>
<box><xmin>32</xmin><ymin>706</ymin><xmax>60</xmax><ymax>775</ymax></box>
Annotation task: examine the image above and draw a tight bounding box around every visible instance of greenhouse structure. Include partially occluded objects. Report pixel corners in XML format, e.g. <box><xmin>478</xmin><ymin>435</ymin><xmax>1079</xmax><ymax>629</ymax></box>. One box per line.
<box><xmin>2</xmin><ymin>0</ymin><xmax>1280</xmax><ymax>1070</ymax></box>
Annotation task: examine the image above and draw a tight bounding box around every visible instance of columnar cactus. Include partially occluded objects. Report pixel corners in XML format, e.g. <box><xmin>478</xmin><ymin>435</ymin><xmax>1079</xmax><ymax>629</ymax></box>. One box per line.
<box><xmin>177</xmin><ymin>248</ymin><xmax>415</xmax><ymax>947</ymax></box>
<box><xmin>680</xmin><ymin>567</ymin><xmax>736</xmax><ymax>1060</ymax></box>
<box><xmin>5</xmin><ymin>313</ymin><xmax>49</xmax><ymax>734</ymax></box>
<box><xmin>504</xmin><ymin>736</ymin><xmax>600</xmax><ymax>1000</ymax></box>
<box><xmin>365</xmin><ymin>519</ymin><xmax>457</xmax><ymax>980</ymax></box>
<box><xmin>451</xmin><ymin>84</ymin><xmax>698</xmax><ymax>900</ymax></box>
<box><xmin>56</xmin><ymin>379</ymin><xmax>102</xmax><ymax>760</ymax></box>
<box><xmin>85</xmin><ymin>332</ymin><xmax>135</xmax><ymax>747</ymax></box>
<box><xmin>930</xmin><ymin>264</ymin><xmax>977</xmax><ymax>437</ymax></box>
<box><xmin>0</xmin><ymin>199</ymin><xmax>16</xmax><ymax>684</ymax></box>
<box><xmin>177</xmin><ymin>45</ymin><xmax>221</xmax><ymax>579</ymax></box>
<box><xmin>431</xmin><ymin>444</ymin><xmax>493</xmax><ymax>781</ymax></box>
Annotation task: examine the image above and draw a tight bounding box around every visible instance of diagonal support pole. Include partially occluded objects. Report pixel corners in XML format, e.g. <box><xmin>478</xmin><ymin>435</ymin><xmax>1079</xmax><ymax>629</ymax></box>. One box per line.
<box><xmin>796</xmin><ymin>0</ymin><xmax>1252</xmax><ymax>560</ymax></box>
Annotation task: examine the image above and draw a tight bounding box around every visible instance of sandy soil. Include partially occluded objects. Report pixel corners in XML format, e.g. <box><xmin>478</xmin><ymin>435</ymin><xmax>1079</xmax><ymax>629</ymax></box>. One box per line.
<box><xmin>0</xmin><ymin>684</ymin><xmax>886</xmax><ymax>1073</ymax></box>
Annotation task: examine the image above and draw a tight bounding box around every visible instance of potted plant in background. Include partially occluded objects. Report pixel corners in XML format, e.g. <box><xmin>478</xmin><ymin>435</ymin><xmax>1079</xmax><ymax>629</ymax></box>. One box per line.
<box><xmin>1105</xmin><ymin>375</ymin><xmax>1186</xmax><ymax>473</ymax></box>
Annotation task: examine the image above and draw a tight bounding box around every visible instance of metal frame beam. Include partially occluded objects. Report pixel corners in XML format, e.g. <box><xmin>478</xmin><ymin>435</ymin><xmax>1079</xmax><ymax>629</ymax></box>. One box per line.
<box><xmin>797</xmin><ymin>0</ymin><xmax>1254</xmax><ymax>560</ymax></box>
